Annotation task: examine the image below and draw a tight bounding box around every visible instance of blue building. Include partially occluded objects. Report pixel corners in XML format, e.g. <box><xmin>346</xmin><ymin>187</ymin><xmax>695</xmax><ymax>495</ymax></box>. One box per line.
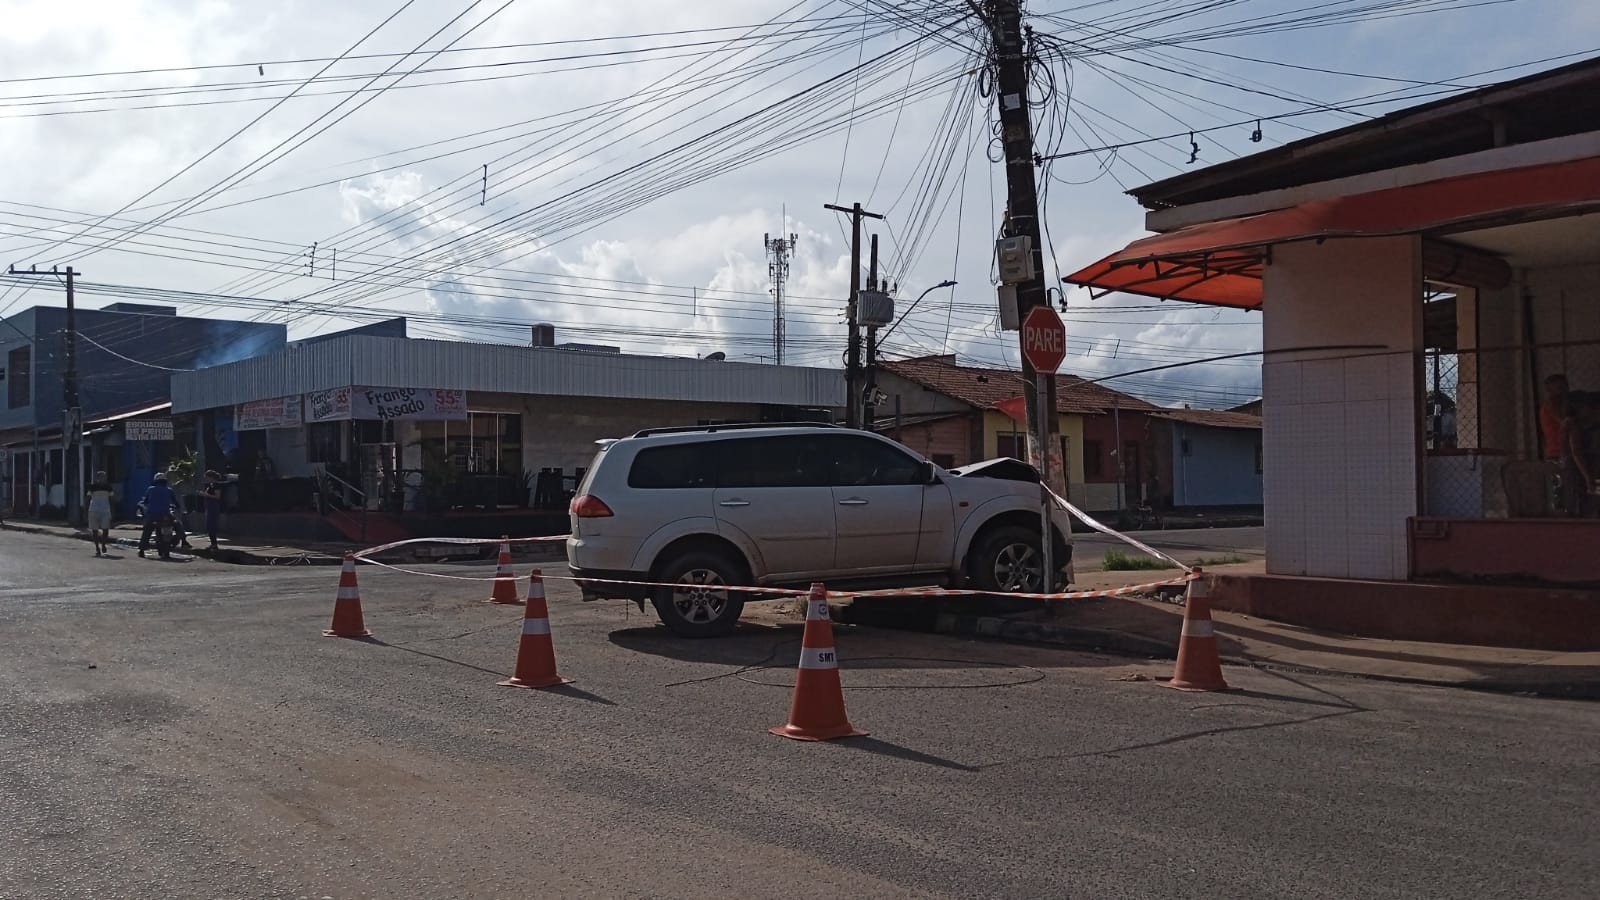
<box><xmin>0</xmin><ymin>302</ymin><xmax>285</xmax><ymax>519</ymax></box>
<box><xmin>1148</xmin><ymin>408</ymin><xmax>1264</xmax><ymax>509</ymax></box>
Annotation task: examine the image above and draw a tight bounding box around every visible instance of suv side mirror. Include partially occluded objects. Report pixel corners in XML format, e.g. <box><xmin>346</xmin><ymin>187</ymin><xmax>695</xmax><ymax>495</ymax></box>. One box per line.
<box><xmin>919</xmin><ymin>460</ymin><xmax>938</xmax><ymax>485</ymax></box>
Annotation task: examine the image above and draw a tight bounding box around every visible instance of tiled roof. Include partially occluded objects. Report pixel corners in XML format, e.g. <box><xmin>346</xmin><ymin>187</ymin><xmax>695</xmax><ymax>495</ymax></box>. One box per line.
<box><xmin>1149</xmin><ymin>408</ymin><xmax>1263</xmax><ymax>430</ymax></box>
<box><xmin>1228</xmin><ymin>399</ymin><xmax>1263</xmax><ymax>415</ymax></box>
<box><xmin>882</xmin><ymin>356</ymin><xmax>1160</xmax><ymax>415</ymax></box>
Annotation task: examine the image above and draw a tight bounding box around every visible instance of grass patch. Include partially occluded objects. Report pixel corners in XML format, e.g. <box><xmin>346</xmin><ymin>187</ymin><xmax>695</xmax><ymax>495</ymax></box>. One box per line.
<box><xmin>1192</xmin><ymin>554</ymin><xmax>1247</xmax><ymax>567</ymax></box>
<box><xmin>1102</xmin><ymin>549</ymin><xmax>1178</xmax><ymax>571</ymax></box>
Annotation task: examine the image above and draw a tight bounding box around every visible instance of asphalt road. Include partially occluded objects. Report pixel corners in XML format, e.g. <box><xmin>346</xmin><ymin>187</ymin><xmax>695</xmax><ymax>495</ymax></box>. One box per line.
<box><xmin>1073</xmin><ymin>525</ymin><xmax>1264</xmax><ymax>570</ymax></box>
<box><xmin>2</xmin><ymin>531</ymin><xmax>1595</xmax><ymax>899</ymax></box>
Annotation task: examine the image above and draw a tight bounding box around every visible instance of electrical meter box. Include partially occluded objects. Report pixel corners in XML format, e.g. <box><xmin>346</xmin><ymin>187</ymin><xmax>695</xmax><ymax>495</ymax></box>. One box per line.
<box><xmin>995</xmin><ymin>236</ymin><xmax>1035</xmax><ymax>284</ymax></box>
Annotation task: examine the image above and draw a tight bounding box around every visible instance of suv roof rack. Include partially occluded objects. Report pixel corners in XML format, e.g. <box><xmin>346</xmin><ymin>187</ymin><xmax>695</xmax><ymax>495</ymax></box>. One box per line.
<box><xmin>630</xmin><ymin>421</ymin><xmax>840</xmax><ymax>438</ymax></box>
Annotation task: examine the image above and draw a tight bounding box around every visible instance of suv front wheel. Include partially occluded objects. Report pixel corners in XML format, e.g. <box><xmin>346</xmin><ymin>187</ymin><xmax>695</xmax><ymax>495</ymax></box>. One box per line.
<box><xmin>651</xmin><ymin>550</ymin><xmax>748</xmax><ymax>637</ymax></box>
<box><xmin>968</xmin><ymin>525</ymin><xmax>1052</xmax><ymax>594</ymax></box>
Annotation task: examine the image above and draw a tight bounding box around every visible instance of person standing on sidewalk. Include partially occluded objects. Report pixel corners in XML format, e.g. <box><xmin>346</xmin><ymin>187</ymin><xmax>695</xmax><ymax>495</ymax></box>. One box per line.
<box><xmin>85</xmin><ymin>471</ymin><xmax>114</xmax><ymax>557</ymax></box>
<box><xmin>200</xmin><ymin>470</ymin><xmax>224</xmax><ymax>551</ymax></box>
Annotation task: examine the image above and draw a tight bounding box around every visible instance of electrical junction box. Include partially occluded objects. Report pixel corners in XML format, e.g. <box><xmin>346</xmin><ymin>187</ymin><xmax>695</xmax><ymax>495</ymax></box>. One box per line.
<box><xmin>857</xmin><ymin>289</ymin><xmax>894</xmax><ymax>328</ymax></box>
<box><xmin>996</xmin><ymin>236</ymin><xmax>1035</xmax><ymax>284</ymax></box>
<box><xmin>997</xmin><ymin>284</ymin><xmax>1020</xmax><ymax>331</ymax></box>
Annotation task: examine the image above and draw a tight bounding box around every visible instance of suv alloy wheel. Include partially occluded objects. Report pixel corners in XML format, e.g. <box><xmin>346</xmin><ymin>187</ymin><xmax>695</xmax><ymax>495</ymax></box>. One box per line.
<box><xmin>651</xmin><ymin>549</ymin><xmax>747</xmax><ymax>637</ymax></box>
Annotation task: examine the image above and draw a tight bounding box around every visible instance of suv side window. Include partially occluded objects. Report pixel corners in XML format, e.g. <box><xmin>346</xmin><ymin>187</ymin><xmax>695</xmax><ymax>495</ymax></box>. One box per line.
<box><xmin>627</xmin><ymin>442</ymin><xmax>715</xmax><ymax>489</ymax></box>
<box><xmin>825</xmin><ymin>435</ymin><xmax>924</xmax><ymax>486</ymax></box>
<box><xmin>716</xmin><ymin>435</ymin><xmax>829</xmax><ymax>488</ymax></box>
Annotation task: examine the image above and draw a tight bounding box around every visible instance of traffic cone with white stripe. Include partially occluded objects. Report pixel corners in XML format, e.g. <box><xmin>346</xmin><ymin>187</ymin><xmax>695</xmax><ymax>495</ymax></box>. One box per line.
<box><xmin>487</xmin><ymin>536</ymin><xmax>524</xmax><ymax>605</ymax></box>
<box><xmin>498</xmin><ymin>570</ymin><xmax>572</xmax><ymax>689</ymax></box>
<box><xmin>1166</xmin><ymin>568</ymin><xmax>1230</xmax><ymax>692</ymax></box>
<box><xmin>323</xmin><ymin>552</ymin><xmax>371</xmax><ymax>638</ymax></box>
<box><xmin>770</xmin><ymin>584</ymin><xmax>866</xmax><ymax>741</ymax></box>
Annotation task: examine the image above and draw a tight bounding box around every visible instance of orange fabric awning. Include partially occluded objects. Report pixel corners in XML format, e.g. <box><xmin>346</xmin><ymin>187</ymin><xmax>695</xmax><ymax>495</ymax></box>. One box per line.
<box><xmin>1065</xmin><ymin>155</ymin><xmax>1600</xmax><ymax>309</ymax></box>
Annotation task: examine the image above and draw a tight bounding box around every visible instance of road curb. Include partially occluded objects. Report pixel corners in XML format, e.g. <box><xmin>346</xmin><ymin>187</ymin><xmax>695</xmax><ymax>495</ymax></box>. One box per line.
<box><xmin>838</xmin><ymin>600</ymin><xmax>1600</xmax><ymax>702</ymax></box>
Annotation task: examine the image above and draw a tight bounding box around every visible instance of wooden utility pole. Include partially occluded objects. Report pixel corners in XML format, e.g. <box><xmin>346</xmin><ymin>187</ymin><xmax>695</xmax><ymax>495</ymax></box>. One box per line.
<box><xmin>825</xmin><ymin>202</ymin><xmax>883</xmax><ymax>428</ymax></box>
<box><xmin>7</xmin><ymin>265</ymin><xmax>81</xmax><ymax>524</ymax></box>
<box><xmin>864</xmin><ymin>233</ymin><xmax>881</xmax><ymax>428</ymax></box>
<box><xmin>980</xmin><ymin>1</ymin><xmax>1060</xmax><ymax>487</ymax></box>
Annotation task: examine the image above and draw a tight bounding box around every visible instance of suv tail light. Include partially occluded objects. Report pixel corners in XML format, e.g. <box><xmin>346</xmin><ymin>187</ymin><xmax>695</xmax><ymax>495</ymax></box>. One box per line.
<box><xmin>570</xmin><ymin>494</ymin><xmax>613</xmax><ymax>518</ymax></box>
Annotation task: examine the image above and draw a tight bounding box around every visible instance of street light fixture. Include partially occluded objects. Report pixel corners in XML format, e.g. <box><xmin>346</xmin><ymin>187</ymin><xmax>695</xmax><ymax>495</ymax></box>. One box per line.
<box><xmin>879</xmin><ymin>279</ymin><xmax>957</xmax><ymax>343</ymax></box>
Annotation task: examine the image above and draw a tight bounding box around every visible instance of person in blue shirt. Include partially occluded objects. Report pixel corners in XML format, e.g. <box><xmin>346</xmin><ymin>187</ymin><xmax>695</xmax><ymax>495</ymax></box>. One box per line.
<box><xmin>138</xmin><ymin>473</ymin><xmax>182</xmax><ymax>558</ymax></box>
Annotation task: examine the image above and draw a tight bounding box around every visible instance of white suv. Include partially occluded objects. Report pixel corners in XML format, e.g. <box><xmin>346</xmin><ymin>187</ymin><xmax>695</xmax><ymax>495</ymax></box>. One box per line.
<box><xmin>567</xmin><ymin>424</ymin><xmax>1073</xmax><ymax>636</ymax></box>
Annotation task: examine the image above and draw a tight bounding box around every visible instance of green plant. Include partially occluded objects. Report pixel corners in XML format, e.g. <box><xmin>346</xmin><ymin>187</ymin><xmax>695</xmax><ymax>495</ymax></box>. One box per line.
<box><xmin>510</xmin><ymin>468</ymin><xmax>535</xmax><ymax>508</ymax></box>
<box><xmin>1191</xmin><ymin>554</ymin><xmax>1246</xmax><ymax>568</ymax></box>
<box><xmin>1102</xmin><ymin>549</ymin><xmax>1177</xmax><ymax>571</ymax></box>
<box><xmin>166</xmin><ymin>447</ymin><xmax>198</xmax><ymax>492</ymax></box>
<box><xmin>414</xmin><ymin>444</ymin><xmax>459</xmax><ymax>513</ymax></box>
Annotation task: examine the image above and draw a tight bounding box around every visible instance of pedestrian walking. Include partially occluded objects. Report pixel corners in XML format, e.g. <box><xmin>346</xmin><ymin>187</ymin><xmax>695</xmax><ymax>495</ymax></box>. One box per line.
<box><xmin>201</xmin><ymin>470</ymin><xmax>224</xmax><ymax>551</ymax></box>
<box><xmin>86</xmin><ymin>471</ymin><xmax>114</xmax><ymax>556</ymax></box>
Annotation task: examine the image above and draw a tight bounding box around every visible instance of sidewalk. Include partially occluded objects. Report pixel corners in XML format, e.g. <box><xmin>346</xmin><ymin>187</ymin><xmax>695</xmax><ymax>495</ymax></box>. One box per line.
<box><xmin>839</xmin><ymin>562</ymin><xmax>1600</xmax><ymax>700</ymax></box>
<box><xmin>0</xmin><ymin>517</ymin><xmax>566</xmax><ymax>566</ymax></box>
<box><xmin>1</xmin><ymin>518</ymin><xmax>352</xmax><ymax>565</ymax></box>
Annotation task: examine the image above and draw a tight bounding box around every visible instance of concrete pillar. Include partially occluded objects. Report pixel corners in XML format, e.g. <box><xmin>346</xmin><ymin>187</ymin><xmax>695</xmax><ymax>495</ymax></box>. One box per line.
<box><xmin>1262</xmin><ymin>236</ymin><xmax>1422</xmax><ymax>581</ymax></box>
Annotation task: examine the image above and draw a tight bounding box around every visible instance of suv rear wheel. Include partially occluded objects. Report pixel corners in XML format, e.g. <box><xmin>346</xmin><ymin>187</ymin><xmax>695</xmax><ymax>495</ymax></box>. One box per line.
<box><xmin>651</xmin><ymin>549</ymin><xmax>747</xmax><ymax>637</ymax></box>
<box><xmin>968</xmin><ymin>525</ymin><xmax>1049</xmax><ymax>593</ymax></box>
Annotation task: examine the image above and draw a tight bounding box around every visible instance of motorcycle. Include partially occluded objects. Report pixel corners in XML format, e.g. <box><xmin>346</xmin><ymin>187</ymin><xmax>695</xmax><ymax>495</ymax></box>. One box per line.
<box><xmin>137</xmin><ymin>502</ymin><xmax>180</xmax><ymax>560</ymax></box>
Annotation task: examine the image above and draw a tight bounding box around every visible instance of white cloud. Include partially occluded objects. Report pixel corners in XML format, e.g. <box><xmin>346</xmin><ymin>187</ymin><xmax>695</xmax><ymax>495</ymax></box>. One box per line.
<box><xmin>1</xmin><ymin>0</ymin><xmax>1577</xmax><ymax>406</ymax></box>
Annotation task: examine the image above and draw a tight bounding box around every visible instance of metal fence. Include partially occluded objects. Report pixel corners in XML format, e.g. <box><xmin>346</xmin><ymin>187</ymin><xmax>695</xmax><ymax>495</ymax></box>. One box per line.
<box><xmin>1423</xmin><ymin>340</ymin><xmax>1600</xmax><ymax>518</ymax></box>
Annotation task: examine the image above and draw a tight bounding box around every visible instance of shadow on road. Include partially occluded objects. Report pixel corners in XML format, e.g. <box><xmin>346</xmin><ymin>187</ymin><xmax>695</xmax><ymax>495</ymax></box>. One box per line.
<box><xmin>609</xmin><ymin>625</ymin><xmax>801</xmax><ymax>667</ymax></box>
<box><xmin>540</xmin><ymin>683</ymin><xmax>617</xmax><ymax>705</ymax></box>
<box><xmin>976</xmin><ymin>707</ymin><xmax>1368</xmax><ymax>770</ymax></box>
<box><xmin>836</xmin><ymin>736</ymin><xmax>978</xmax><ymax>772</ymax></box>
<box><xmin>359</xmin><ymin>638</ymin><xmax>617</xmax><ymax>704</ymax></box>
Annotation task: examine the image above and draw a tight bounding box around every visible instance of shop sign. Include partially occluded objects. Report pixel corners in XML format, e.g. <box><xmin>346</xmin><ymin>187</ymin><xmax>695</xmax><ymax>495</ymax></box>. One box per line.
<box><xmin>351</xmin><ymin>387</ymin><xmax>467</xmax><ymax>421</ymax></box>
<box><xmin>235</xmin><ymin>395</ymin><xmax>301</xmax><ymax>430</ymax></box>
<box><xmin>304</xmin><ymin>387</ymin><xmax>353</xmax><ymax>423</ymax></box>
<box><xmin>125</xmin><ymin>419</ymin><xmax>174</xmax><ymax>442</ymax></box>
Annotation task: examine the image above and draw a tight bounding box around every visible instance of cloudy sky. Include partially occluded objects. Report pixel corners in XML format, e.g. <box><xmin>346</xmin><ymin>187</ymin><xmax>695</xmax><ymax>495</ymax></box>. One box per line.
<box><xmin>1</xmin><ymin>0</ymin><xmax>1594</xmax><ymax>407</ymax></box>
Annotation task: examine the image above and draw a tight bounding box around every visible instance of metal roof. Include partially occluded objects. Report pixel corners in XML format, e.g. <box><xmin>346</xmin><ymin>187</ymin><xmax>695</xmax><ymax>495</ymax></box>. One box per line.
<box><xmin>1131</xmin><ymin>56</ymin><xmax>1600</xmax><ymax>210</ymax></box>
<box><xmin>172</xmin><ymin>335</ymin><xmax>844</xmax><ymax>413</ymax></box>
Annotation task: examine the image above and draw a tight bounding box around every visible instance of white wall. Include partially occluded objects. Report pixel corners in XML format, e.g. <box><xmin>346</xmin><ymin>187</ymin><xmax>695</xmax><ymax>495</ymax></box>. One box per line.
<box><xmin>464</xmin><ymin>393</ymin><xmax>771</xmax><ymax>475</ymax></box>
<box><xmin>1262</xmin><ymin>237</ymin><xmax>1422</xmax><ymax>581</ymax></box>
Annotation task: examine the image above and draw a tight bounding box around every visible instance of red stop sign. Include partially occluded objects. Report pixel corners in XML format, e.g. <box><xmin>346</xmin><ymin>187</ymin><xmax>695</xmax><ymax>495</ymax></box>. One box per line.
<box><xmin>1021</xmin><ymin>305</ymin><xmax>1067</xmax><ymax>374</ymax></box>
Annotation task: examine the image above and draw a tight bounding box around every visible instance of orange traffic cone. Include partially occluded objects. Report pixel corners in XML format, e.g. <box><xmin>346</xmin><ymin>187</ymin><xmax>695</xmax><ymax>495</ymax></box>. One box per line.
<box><xmin>323</xmin><ymin>552</ymin><xmax>371</xmax><ymax>638</ymax></box>
<box><xmin>498</xmin><ymin>570</ymin><xmax>572</xmax><ymax>689</ymax></box>
<box><xmin>487</xmin><ymin>536</ymin><xmax>523</xmax><ymax>605</ymax></box>
<box><xmin>1166</xmin><ymin>568</ymin><xmax>1230</xmax><ymax>692</ymax></box>
<box><xmin>770</xmin><ymin>584</ymin><xmax>866</xmax><ymax>742</ymax></box>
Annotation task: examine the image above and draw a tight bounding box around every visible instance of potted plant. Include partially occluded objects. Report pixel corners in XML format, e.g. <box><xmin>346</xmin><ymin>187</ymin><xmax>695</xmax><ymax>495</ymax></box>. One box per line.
<box><xmin>415</xmin><ymin>446</ymin><xmax>458</xmax><ymax>515</ymax></box>
<box><xmin>507</xmin><ymin>468</ymin><xmax>534</xmax><ymax>509</ymax></box>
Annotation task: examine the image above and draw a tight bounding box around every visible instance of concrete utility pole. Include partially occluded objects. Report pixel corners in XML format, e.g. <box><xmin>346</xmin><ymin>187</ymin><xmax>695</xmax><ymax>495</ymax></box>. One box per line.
<box><xmin>7</xmin><ymin>265</ymin><xmax>81</xmax><ymax>524</ymax></box>
<box><xmin>825</xmin><ymin>201</ymin><xmax>883</xmax><ymax>428</ymax></box>
<box><xmin>979</xmin><ymin>1</ymin><xmax>1061</xmax><ymax>488</ymax></box>
<box><xmin>764</xmin><ymin>218</ymin><xmax>798</xmax><ymax>366</ymax></box>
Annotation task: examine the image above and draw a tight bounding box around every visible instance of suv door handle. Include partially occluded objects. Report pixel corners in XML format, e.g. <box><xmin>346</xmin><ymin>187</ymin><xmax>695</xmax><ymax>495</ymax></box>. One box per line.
<box><xmin>718</xmin><ymin>499</ymin><xmax>750</xmax><ymax>508</ymax></box>
<box><xmin>837</xmin><ymin>497</ymin><xmax>869</xmax><ymax>506</ymax></box>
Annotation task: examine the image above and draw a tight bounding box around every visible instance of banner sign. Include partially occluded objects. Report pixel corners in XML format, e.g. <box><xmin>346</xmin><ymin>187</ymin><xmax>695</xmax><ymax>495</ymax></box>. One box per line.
<box><xmin>351</xmin><ymin>387</ymin><xmax>467</xmax><ymax>421</ymax></box>
<box><xmin>125</xmin><ymin>419</ymin><xmax>174</xmax><ymax>442</ymax></box>
<box><xmin>303</xmin><ymin>386</ymin><xmax>466</xmax><ymax>422</ymax></box>
<box><xmin>304</xmin><ymin>387</ymin><xmax>352</xmax><ymax>423</ymax></box>
<box><xmin>235</xmin><ymin>395</ymin><xmax>301</xmax><ymax>430</ymax></box>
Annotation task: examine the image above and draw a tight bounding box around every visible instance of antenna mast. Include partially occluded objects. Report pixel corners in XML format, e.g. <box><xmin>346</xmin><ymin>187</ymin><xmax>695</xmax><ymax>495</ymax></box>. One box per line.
<box><xmin>764</xmin><ymin>209</ymin><xmax>797</xmax><ymax>365</ymax></box>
